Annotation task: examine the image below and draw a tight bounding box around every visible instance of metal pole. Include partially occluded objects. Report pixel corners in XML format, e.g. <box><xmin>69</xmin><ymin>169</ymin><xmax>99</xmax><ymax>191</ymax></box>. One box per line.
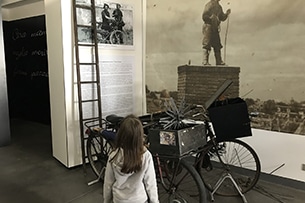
<box><xmin>224</xmin><ymin>2</ymin><xmax>231</xmax><ymax>63</ymax></box>
<box><xmin>224</xmin><ymin>15</ymin><xmax>230</xmax><ymax>63</ymax></box>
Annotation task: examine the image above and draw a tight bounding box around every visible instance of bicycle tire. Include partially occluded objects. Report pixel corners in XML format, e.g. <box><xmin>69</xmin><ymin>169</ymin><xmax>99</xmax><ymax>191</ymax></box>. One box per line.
<box><xmin>86</xmin><ymin>134</ymin><xmax>112</xmax><ymax>179</ymax></box>
<box><xmin>109</xmin><ymin>30</ymin><xmax>126</xmax><ymax>44</ymax></box>
<box><xmin>157</xmin><ymin>158</ymin><xmax>207</xmax><ymax>203</ymax></box>
<box><xmin>197</xmin><ymin>139</ymin><xmax>261</xmax><ymax>196</ymax></box>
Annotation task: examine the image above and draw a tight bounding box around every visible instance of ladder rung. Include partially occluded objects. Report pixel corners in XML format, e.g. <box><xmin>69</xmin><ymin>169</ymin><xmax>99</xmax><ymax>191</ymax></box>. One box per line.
<box><xmin>79</xmin><ymin>62</ymin><xmax>98</xmax><ymax>66</ymax></box>
<box><xmin>80</xmin><ymin>81</ymin><xmax>98</xmax><ymax>84</ymax></box>
<box><xmin>81</xmin><ymin>99</ymin><xmax>99</xmax><ymax>103</ymax></box>
<box><xmin>77</xmin><ymin>43</ymin><xmax>95</xmax><ymax>47</ymax></box>
<box><xmin>77</xmin><ymin>24</ymin><xmax>92</xmax><ymax>29</ymax></box>
<box><xmin>75</xmin><ymin>4</ymin><xmax>92</xmax><ymax>10</ymax></box>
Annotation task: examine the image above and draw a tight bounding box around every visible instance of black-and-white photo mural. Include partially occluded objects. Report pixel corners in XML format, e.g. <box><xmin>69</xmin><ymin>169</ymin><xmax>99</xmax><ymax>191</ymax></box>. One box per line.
<box><xmin>145</xmin><ymin>0</ymin><xmax>305</xmax><ymax>135</ymax></box>
<box><xmin>76</xmin><ymin>0</ymin><xmax>134</xmax><ymax>46</ymax></box>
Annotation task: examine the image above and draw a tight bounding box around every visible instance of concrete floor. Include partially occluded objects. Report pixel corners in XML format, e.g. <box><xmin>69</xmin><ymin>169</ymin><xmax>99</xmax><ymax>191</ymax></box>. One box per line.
<box><xmin>0</xmin><ymin>119</ymin><xmax>304</xmax><ymax>203</ymax></box>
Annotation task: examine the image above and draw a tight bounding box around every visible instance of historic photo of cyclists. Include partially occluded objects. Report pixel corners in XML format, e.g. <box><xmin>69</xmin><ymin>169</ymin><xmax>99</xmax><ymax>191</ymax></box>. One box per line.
<box><xmin>76</xmin><ymin>0</ymin><xmax>134</xmax><ymax>46</ymax></box>
<box><xmin>145</xmin><ymin>0</ymin><xmax>305</xmax><ymax>136</ymax></box>
<box><xmin>96</xmin><ymin>1</ymin><xmax>133</xmax><ymax>45</ymax></box>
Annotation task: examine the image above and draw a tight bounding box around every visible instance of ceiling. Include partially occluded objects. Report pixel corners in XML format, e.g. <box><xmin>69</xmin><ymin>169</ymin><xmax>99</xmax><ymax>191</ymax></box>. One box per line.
<box><xmin>2</xmin><ymin>0</ymin><xmax>43</xmax><ymax>9</ymax></box>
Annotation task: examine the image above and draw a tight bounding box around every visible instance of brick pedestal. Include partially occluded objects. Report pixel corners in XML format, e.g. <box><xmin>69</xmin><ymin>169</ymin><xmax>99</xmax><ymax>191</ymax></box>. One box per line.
<box><xmin>177</xmin><ymin>65</ymin><xmax>240</xmax><ymax>106</ymax></box>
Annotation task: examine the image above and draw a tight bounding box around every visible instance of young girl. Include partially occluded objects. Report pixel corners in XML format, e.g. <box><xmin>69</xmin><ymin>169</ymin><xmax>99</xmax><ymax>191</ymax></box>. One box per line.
<box><xmin>103</xmin><ymin>114</ymin><xmax>159</xmax><ymax>203</ymax></box>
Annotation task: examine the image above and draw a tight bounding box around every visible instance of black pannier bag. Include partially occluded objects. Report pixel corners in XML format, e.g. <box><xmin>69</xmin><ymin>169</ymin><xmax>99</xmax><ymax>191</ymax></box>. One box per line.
<box><xmin>207</xmin><ymin>97</ymin><xmax>252</xmax><ymax>141</ymax></box>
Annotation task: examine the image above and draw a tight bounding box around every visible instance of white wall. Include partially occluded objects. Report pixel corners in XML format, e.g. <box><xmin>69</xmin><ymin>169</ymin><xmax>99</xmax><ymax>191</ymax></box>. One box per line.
<box><xmin>242</xmin><ymin>129</ymin><xmax>305</xmax><ymax>182</ymax></box>
<box><xmin>44</xmin><ymin>0</ymin><xmax>72</xmax><ymax>166</ymax></box>
<box><xmin>97</xmin><ymin>0</ymin><xmax>146</xmax><ymax>116</ymax></box>
<box><xmin>44</xmin><ymin>0</ymin><xmax>145</xmax><ymax>167</ymax></box>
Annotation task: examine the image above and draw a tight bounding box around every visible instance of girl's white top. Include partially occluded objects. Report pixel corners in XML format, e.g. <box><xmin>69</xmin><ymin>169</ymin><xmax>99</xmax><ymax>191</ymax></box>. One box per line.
<box><xmin>103</xmin><ymin>148</ymin><xmax>159</xmax><ymax>203</ymax></box>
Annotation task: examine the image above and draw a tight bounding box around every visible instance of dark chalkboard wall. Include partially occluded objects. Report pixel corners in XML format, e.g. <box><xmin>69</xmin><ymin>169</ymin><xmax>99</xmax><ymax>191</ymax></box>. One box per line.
<box><xmin>3</xmin><ymin>15</ymin><xmax>50</xmax><ymax>124</ymax></box>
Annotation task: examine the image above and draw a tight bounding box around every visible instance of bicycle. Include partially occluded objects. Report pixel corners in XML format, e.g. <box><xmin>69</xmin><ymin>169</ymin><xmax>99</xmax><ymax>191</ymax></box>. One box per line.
<box><xmin>174</xmin><ymin>80</ymin><xmax>261</xmax><ymax>203</ymax></box>
<box><xmin>182</xmin><ymin>105</ymin><xmax>261</xmax><ymax>203</ymax></box>
<box><xmin>84</xmin><ymin>80</ymin><xmax>261</xmax><ymax>203</ymax></box>
<box><xmin>84</xmin><ymin>112</ymin><xmax>207</xmax><ymax>203</ymax></box>
<box><xmin>142</xmin><ymin>81</ymin><xmax>261</xmax><ymax>202</ymax></box>
<box><xmin>96</xmin><ymin>22</ymin><xmax>126</xmax><ymax>44</ymax></box>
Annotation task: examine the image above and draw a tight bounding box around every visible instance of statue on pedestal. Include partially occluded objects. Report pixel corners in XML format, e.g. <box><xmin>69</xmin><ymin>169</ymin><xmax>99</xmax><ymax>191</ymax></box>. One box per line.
<box><xmin>202</xmin><ymin>0</ymin><xmax>231</xmax><ymax>66</ymax></box>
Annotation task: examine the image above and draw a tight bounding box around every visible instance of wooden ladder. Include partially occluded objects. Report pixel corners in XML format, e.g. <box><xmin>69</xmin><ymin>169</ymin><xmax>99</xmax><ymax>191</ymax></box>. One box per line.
<box><xmin>72</xmin><ymin>0</ymin><xmax>102</xmax><ymax>169</ymax></box>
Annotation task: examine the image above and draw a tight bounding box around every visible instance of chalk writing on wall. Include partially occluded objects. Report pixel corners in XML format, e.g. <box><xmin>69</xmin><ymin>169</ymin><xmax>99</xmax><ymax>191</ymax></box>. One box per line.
<box><xmin>3</xmin><ymin>15</ymin><xmax>50</xmax><ymax>124</ymax></box>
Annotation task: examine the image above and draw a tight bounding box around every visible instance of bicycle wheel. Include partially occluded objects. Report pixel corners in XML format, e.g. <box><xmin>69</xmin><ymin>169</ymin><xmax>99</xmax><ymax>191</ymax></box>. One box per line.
<box><xmin>96</xmin><ymin>30</ymin><xmax>110</xmax><ymax>44</ymax></box>
<box><xmin>86</xmin><ymin>134</ymin><xmax>112</xmax><ymax>179</ymax></box>
<box><xmin>197</xmin><ymin>139</ymin><xmax>261</xmax><ymax>196</ymax></box>
<box><xmin>109</xmin><ymin>30</ymin><xmax>126</xmax><ymax>44</ymax></box>
<box><xmin>157</xmin><ymin>158</ymin><xmax>207</xmax><ymax>203</ymax></box>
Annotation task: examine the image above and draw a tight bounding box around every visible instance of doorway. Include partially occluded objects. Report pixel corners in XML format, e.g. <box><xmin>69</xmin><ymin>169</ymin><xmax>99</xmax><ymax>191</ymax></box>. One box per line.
<box><xmin>3</xmin><ymin>15</ymin><xmax>50</xmax><ymax>124</ymax></box>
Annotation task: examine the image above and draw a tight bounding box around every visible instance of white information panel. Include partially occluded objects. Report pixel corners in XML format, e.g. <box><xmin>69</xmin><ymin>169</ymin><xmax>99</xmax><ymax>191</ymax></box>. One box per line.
<box><xmin>100</xmin><ymin>55</ymin><xmax>134</xmax><ymax>116</ymax></box>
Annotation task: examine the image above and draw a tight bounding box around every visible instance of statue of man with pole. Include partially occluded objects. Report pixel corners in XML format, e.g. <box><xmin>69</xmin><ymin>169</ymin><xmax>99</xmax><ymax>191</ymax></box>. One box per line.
<box><xmin>202</xmin><ymin>0</ymin><xmax>231</xmax><ymax>66</ymax></box>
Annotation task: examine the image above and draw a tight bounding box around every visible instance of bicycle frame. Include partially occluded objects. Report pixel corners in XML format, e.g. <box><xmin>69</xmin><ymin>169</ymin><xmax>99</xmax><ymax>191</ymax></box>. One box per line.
<box><xmin>154</xmin><ymin>155</ymin><xmax>180</xmax><ymax>192</ymax></box>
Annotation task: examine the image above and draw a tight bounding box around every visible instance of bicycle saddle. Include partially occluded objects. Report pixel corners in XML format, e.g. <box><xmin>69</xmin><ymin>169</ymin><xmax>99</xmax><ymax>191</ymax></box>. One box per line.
<box><xmin>106</xmin><ymin>114</ymin><xmax>124</xmax><ymax>125</ymax></box>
